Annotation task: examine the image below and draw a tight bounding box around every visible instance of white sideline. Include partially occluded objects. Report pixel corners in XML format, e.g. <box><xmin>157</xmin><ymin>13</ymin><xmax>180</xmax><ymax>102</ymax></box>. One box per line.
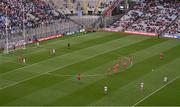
<box><xmin>133</xmin><ymin>75</ymin><xmax>180</xmax><ymax>106</ymax></box>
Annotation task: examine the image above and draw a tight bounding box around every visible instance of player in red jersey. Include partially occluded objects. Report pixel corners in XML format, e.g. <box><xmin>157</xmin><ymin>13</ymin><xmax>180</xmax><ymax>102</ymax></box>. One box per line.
<box><xmin>114</xmin><ymin>63</ymin><xmax>119</xmax><ymax>73</ymax></box>
<box><xmin>160</xmin><ymin>52</ymin><xmax>164</xmax><ymax>60</ymax></box>
<box><xmin>123</xmin><ymin>62</ymin><xmax>127</xmax><ymax>69</ymax></box>
<box><xmin>77</xmin><ymin>73</ymin><xmax>81</xmax><ymax>80</ymax></box>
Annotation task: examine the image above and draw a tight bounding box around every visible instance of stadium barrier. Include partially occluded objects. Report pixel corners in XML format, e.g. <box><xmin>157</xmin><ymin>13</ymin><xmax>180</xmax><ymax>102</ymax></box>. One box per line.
<box><xmin>163</xmin><ymin>34</ymin><xmax>180</xmax><ymax>39</ymax></box>
<box><xmin>124</xmin><ymin>31</ymin><xmax>158</xmax><ymax>37</ymax></box>
<box><xmin>102</xmin><ymin>29</ymin><xmax>158</xmax><ymax>37</ymax></box>
<box><xmin>103</xmin><ymin>28</ymin><xmax>119</xmax><ymax>32</ymax></box>
<box><xmin>2</xmin><ymin>34</ymin><xmax>64</xmax><ymax>52</ymax></box>
<box><xmin>38</xmin><ymin>34</ymin><xmax>63</xmax><ymax>42</ymax></box>
<box><xmin>33</xmin><ymin>29</ymin><xmax>85</xmax><ymax>42</ymax></box>
<box><xmin>66</xmin><ymin>29</ymin><xmax>85</xmax><ymax>35</ymax></box>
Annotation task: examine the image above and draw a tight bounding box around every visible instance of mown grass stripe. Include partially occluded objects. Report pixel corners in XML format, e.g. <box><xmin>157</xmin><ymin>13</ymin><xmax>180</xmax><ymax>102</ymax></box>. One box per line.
<box><xmin>0</xmin><ymin>32</ymin><xmax>109</xmax><ymax>56</ymax></box>
<box><xmin>0</xmin><ymin>33</ymin><xmax>179</xmax><ymax>104</ymax></box>
<box><xmin>0</xmin><ymin>37</ymin><xmax>173</xmax><ymax>105</ymax></box>
<box><xmin>0</xmin><ymin>33</ymin><xmax>125</xmax><ymax>74</ymax></box>
<box><xmin>93</xmin><ymin>57</ymin><xmax>180</xmax><ymax>106</ymax></box>
<box><xmin>138</xmin><ymin>77</ymin><xmax>180</xmax><ymax>106</ymax></box>
<box><xmin>48</xmin><ymin>45</ymin><xmax>180</xmax><ymax>105</ymax></box>
<box><xmin>0</xmin><ymin>35</ymin><xmax>152</xmax><ymax>105</ymax></box>
<box><xmin>0</xmin><ymin>32</ymin><xmax>112</xmax><ymax>61</ymax></box>
<box><xmin>0</xmin><ymin>35</ymin><xmax>148</xmax><ymax>84</ymax></box>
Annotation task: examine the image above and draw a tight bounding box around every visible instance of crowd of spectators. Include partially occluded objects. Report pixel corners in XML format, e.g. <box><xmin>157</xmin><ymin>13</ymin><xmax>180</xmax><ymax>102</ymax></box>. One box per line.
<box><xmin>106</xmin><ymin>0</ymin><xmax>180</xmax><ymax>36</ymax></box>
<box><xmin>106</xmin><ymin>0</ymin><xmax>147</xmax><ymax>31</ymax></box>
<box><xmin>164</xmin><ymin>17</ymin><xmax>180</xmax><ymax>36</ymax></box>
<box><xmin>50</xmin><ymin>0</ymin><xmax>115</xmax><ymax>15</ymax></box>
<box><xmin>128</xmin><ymin>0</ymin><xmax>179</xmax><ymax>34</ymax></box>
<box><xmin>0</xmin><ymin>0</ymin><xmax>64</xmax><ymax>35</ymax></box>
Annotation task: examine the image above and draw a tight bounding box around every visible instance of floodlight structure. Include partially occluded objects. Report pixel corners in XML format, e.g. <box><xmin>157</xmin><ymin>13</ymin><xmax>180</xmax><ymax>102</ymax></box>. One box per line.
<box><xmin>67</xmin><ymin>0</ymin><xmax>76</xmax><ymax>14</ymax></box>
<box><xmin>94</xmin><ymin>0</ymin><xmax>105</xmax><ymax>14</ymax></box>
<box><xmin>83</xmin><ymin>0</ymin><xmax>88</xmax><ymax>15</ymax></box>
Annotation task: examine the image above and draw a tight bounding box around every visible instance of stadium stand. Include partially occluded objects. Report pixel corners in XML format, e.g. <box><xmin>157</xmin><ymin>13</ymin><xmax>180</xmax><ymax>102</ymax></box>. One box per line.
<box><xmin>127</xmin><ymin>0</ymin><xmax>179</xmax><ymax>34</ymax></box>
<box><xmin>0</xmin><ymin>0</ymin><xmax>80</xmax><ymax>36</ymax></box>
<box><xmin>0</xmin><ymin>0</ymin><xmax>83</xmax><ymax>51</ymax></box>
<box><xmin>0</xmin><ymin>0</ymin><xmax>58</xmax><ymax>32</ymax></box>
<box><xmin>49</xmin><ymin>0</ymin><xmax>115</xmax><ymax>15</ymax></box>
<box><xmin>69</xmin><ymin>15</ymin><xmax>100</xmax><ymax>27</ymax></box>
<box><xmin>163</xmin><ymin>16</ymin><xmax>180</xmax><ymax>38</ymax></box>
<box><xmin>0</xmin><ymin>0</ymin><xmax>179</xmax><ymax>50</ymax></box>
<box><xmin>106</xmin><ymin>0</ymin><xmax>180</xmax><ymax>37</ymax></box>
<box><xmin>105</xmin><ymin>0</ymin><xmax>147</xmax><ymax>31</ymax></box>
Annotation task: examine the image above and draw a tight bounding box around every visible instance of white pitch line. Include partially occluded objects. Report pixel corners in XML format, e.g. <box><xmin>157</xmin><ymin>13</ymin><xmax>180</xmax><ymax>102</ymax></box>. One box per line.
<box><xmin>47</xmin><ymin>57</ymin><xmax>134</xmax><ymax>78</ymax></box>
<box><xmin>0</xmin><ymin>55</ymin><xmax>129</xmax><ymax>90</ymax></box>
<box><xmin>0</xmin><ymin>47</ymin><xmax>73</xmax><ymax>77</ymax></box>
<box><xmin>0</xmin><ymin>56</ymin><xmax>134</xmax><ymax>90</ymax></box>
<box><xmin>0</xmin><ymin>36</ymin><xmax>139</xmax><ymax>77</ymax></box>
<box><xmin>0</xmin><ymin>57</ymin><xmax>28</xmax><ymax>66</ymax></box>
<box><xmin>47</xmin><ymin>73</ymin><xmax>107</xmax><ymax>77</ymax></box>
<box><xmin>133</xmin><ymin>75</ymin><xmax>180</xmax><ymax>106</ymax></box>
<box><xmin>0</xmin><ymin>36</ymin><xmax>112</xmax><ymax>77</ymax></box>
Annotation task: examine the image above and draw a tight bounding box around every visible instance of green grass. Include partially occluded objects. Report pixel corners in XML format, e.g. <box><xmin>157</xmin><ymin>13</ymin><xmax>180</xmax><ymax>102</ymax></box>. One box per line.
<box><xmin>0</xmin><ymin>32</ymin><xmax>179</xmax><ymax>106</ymax></box>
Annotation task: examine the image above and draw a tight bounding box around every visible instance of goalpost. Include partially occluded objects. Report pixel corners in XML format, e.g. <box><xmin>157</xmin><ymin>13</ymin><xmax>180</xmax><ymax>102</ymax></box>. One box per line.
<box><xmin>3</xmin><ymin>6</ymin><xmax>26</xmax><ymax>54</ymax></box>
<box><xmin>3</xmin><ymin>36</ymin><xmax>26</xmax><ymax>54</ymax></box>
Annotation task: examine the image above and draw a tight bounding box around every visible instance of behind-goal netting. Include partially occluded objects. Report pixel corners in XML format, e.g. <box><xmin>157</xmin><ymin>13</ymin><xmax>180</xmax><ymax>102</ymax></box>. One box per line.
<box><xmin>3</xmin><ymin>34</ymin><xmax>26</xmax><ymax>54</ymax></box>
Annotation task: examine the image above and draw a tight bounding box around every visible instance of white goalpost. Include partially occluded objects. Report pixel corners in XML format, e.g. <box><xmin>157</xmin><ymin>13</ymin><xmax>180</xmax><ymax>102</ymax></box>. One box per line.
<box><xmin>3</xmin><ymin>5</ymin><xmax>26</xmax><ymax>54</ymax></box>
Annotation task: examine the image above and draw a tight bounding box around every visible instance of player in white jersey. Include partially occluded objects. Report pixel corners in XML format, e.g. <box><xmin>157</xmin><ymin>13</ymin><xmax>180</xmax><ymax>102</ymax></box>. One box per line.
<box><xmin>163</xmin><ymin>77</ymin><xmax>168</xmax><ymax>83</ymax></box>
<box><xmin>104</xmin><ymin>86</ymin><xmax>108</xmax><ymax>95</ymax></box>
<box><xmin>140</xmin><ymin>82</ymin><xmax>144</xmax><ymax>91</ymax></box>
<box><xmin>52</xmin><ymin>49</ymin><xmax>56</xmax><ymax>55</ymax></box>
<box><xmin>23</xmin><ymin>57</ymin><xmax>26</xmax><ymax>64</ymax></box>
<box><xmin>37</xmin><ymin>42</ymin><xmax>40</xmax><ymax>47</ymax></box>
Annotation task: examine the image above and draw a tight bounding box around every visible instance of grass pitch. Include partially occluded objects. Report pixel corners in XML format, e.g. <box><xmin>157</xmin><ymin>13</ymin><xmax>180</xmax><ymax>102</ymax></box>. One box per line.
<box><xmin>0</xmin><ymin>32</ymin><xmax>179</xmax><ymax>106</ymax></box>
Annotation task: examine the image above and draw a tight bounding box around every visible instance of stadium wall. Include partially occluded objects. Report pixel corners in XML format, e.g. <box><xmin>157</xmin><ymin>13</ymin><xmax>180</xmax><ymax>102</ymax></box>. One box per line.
<box><xmin>0</xmin><ymin>24</ymin><xmax>84</xmax><ymax>51</ymax></box>
<box><xmin>163</xmin><ymin>34</ymin><xmax>180</xmax><ymax>39</ymax></box>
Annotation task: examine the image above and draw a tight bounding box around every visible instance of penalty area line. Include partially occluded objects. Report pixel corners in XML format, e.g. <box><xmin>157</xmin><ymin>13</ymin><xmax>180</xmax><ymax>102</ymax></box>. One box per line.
<box><xmin>132</xmin><ymin>75</ymin><xmax>180</xmax><ymax>106</ymax></box>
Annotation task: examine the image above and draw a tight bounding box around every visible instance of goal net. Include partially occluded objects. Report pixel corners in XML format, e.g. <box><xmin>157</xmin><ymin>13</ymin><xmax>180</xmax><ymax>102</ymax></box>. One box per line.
<box><xmin>3</xmin><ymin>35</ymin><xmax>26</xmax><ymax>54</ymax></box>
